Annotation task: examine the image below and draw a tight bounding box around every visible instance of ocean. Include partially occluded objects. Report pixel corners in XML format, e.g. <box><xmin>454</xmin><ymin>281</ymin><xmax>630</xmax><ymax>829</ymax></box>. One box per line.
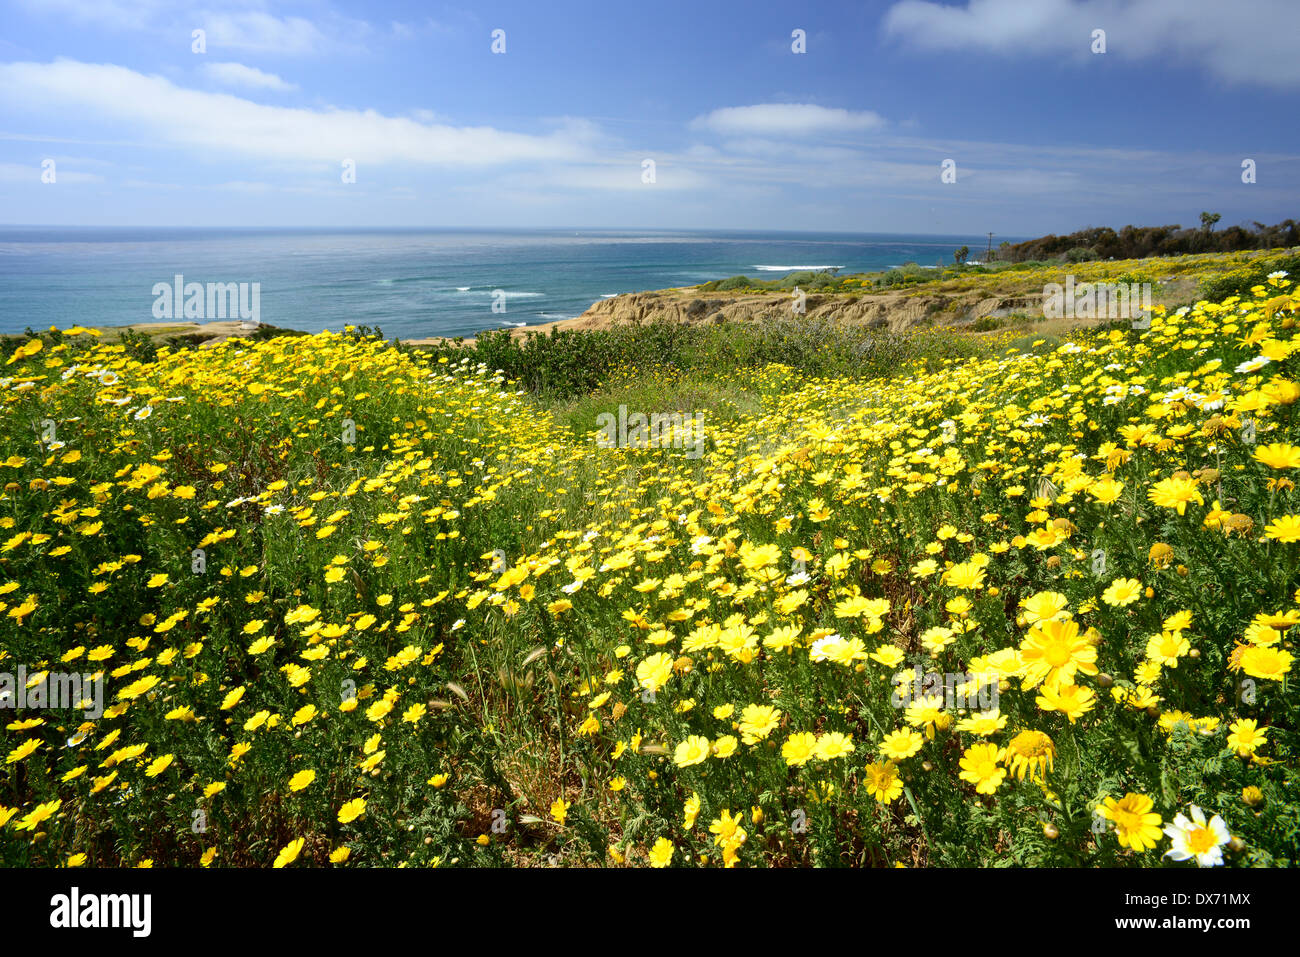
<box><xmin>0</xmin><ymin>228</ymin><xmax>1018</xmax><ymax>340</ymax></box>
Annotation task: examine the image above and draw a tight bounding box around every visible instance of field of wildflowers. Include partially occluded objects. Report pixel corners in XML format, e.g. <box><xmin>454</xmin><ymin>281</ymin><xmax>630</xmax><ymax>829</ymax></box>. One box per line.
<box><xmin>1</xmin><ymin>274</ymin><xmax>1297</xmax><ymax>868</ymax></box>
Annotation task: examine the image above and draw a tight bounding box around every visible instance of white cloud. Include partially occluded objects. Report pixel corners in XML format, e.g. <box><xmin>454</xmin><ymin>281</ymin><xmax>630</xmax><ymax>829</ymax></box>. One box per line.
<box><xmin>690</xmin><ymin>103</ymin><xmax>886</xmax><ymax>137</ymax></box>
<box><xmin>493</xmin><ymin>161</ymin><xmax>713</xmax><ymax>192</ymax></box>
<box><xmin>198</xmin><ymin>10</ymin><xmax>337</xmax><ymax>55</ymax></box>
<box><xmin>0</xmin><ymin>60</ymin><xmax>598</xmax><ymax>168</ymax></box>
<box><xmin>20</xmin><ymin>0</ymin><xmax>363</xmax><ymax>56</ymax></box>
<box><xmin>883</xmin><ymin>0</ymin><xmax>1300</xmax><ymax>88</ymax></box>
<box><xmin>718</xmin><ymin>138</ymin><xmax>866</xmax><ymax>163</ymax></box>
<box><xmin>17</xmin><ymin>0</ymin><xmax>170</xmax><ymax>30</ymax></box>
<box><xmin>201</xmin><ymin>61</ymin><xmax>297</xmax><ymax>92</ymax></box>
<box><xmin>0</xmin><ymin>161</ymin><xmax>102</xmax><ymax>184</ymax></box>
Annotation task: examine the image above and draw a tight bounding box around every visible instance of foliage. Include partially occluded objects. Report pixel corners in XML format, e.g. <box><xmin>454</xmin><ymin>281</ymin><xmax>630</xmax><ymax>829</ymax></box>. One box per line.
<box><xmin>1</xmin><ymin>279</ymin><xmax>1297</xmax><ymax>868</ymax></box>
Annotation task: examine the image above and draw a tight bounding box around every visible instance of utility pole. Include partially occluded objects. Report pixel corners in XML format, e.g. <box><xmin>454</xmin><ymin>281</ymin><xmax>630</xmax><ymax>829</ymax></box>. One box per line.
<box><xmin>986</xmin><ymin>232</ymin><xmax>993</xmax><ymax>262</ymax></box>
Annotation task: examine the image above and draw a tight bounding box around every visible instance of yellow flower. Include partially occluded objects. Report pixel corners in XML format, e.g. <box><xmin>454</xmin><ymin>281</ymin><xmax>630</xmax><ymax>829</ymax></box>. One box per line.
<box><xmin>1254</xmin><ymin>443</ymin><xmax>1300</xmax><ymax>469</ymax></box>
<box><xmin>1098</xmin><ymin>793</ymin><xmax>1163</xmax><ymax>851</ymax></box>
<box><xmin>648</xmin><ymin>837</ymin><xmax>674</xmax><ymax>868</ymax></box>
<box><xmin>6</xmin><ymin>738</ymin><xmax>41</xmax><ymax>765</ymax></box>
<box><xmin>958</xmin><ymin>742</ymin><xmax>1006</xmax><ymax>794</ymax></box>
<box><xmin>550</xmin><ymin>798</ymin><xmax>570</xmax><ymax>825</ymax></box>
<box><xmin>1147</xmin><ymin>475</ymin><xmax>1203</xmax><ymax>515</ymax></box>
<box><xmin>220</xmin><ymin>686</ymin><xmax>246</xmax><ymax>710</ymax></box>
<box><xmin>1020</xmin><ymin>591</ymin><xmax>1070</xmax><ymax>625</ymax></box>
<box><xmin>813</xmin><ymin>731</ymin><xmax>854</xmax><ymax>760</ymax></box>
<box><xmin>708</xmin><ymin>808</ymin><xmax>748</xmax><ymax>853</ymax></box>
<box><xmin>1265</xmin><ymin>515</ymin><xmax>1300</xmax><ymax>542</ymax></box>
<box><xmin>879</xmin><ymin>728</ymin><xmax>924</xmax><ymax>761</ymax></box>
<box><xmin>144</xmin><ymin>754</ymin><xmax>174</xmax><ymax>777</ymax></box>
<box><xmin>1034</xmin><ymin>683</ymin><xmax>1096</xmax><ymax>722</ymax></box>
<box><xmin>338</xmin><ymin>798</ymin><xmax>367</xmax><ymax>824</ymax></box>
<box><xmin>738</xmin><ymin>703</ymin><xmax>781</xmax><ymax>744</ymax></box>
<box><xmin>864</xmin><ymin>760</ymin><xmax>902</xmax><ymax>804</ymax></box>
<box><xmin>1146</xmin><ymin>630</ymin><xmax>1190</xmax><ymax>667</ymax></box>
<box><xmin>635</xmin><ymin>652</ymin><xmax>674</xmax><ymax>694</ymax></box>
<box><xmin>1005</xmin><ymin>730</ymin><xmax>1055</xmax><ymax>783</ymax></box>
<box><xmin>1239</xmin><ymin>645</ymin><xmax>1293</xmax><ymax>681</ymax></box>
<box><xmin>780</xmin><ymin>731</ymin><xmax>819</xmax><ymax>766</ymax></box>
<box><xmin>712</xmin><ymin>734</ymin><xmax>740</xmax><ymax>758</ymax></box>
<box><xmin>683</xmin><ymin>793</ymin><xmax>701</xmax><ymax>830</ymax></box>
<box><xmin>672</xmin><ymin>735</ymin><xmax>711</xmax><ymax>768</ymax></box>
<box><xmin>289</xmin><ymin>769</ymin><xmax>316</xmax><ymax>791</ymax></box>
<box><xmin>1019</xmin><ymin>618</ymin><xmax>1098</xmax><ymax>690</ymax></box>
<box><xmin>943</xmin><ymin>562</ymin><xmax>985</xmax><ymax>590</ymax></box>
<box><xmin>273</xmin><ymin>837</ymin><xmax>305</xmax><ymax>868</ymax></box>
<box><xmin>1226</xmin><ymin>719</ymin><xmax>1267</xmax><ymax>757</ymax></box>
<box><xmin>1101</xmin><ymin>578</ymin><xmax>1142</xmax><ymax>607</ymax></box>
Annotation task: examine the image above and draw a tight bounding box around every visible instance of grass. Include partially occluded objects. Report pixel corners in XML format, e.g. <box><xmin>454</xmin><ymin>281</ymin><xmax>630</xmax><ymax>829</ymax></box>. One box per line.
<box><xmin>0</xmin><ymin>256</ymin><xmax>1297</xmax><ymax>869</ymax></box>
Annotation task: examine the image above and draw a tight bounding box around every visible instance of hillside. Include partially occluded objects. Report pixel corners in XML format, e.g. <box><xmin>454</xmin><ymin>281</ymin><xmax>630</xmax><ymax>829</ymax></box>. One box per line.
<box><xmin>1</xmin><ymin>270</ymin><xmax>1296</xmax><ymax>868</ymax></box>
<box><xmin>408</xmin><ymin>245</ymin><xmax>1297</xmax><ymax>344</ymax></box>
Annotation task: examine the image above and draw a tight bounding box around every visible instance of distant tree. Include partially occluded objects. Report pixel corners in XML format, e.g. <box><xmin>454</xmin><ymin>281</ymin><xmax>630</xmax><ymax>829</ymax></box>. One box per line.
<box><xmin>993</xmin><ymin>216</ymin><xmax>1295</xmax><ymax>263</ymax></box>
<box><xmin>953</xmin><ymin>245</ymin><xmax>969</xmax><ymax>265</ymax></box>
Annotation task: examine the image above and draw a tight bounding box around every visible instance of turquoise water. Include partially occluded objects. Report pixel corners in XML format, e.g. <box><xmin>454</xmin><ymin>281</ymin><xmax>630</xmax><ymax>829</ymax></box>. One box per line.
<box><xmin>0</xmin><ymin>228</ymin><xmax>1016</xmax><ymax>339</ymax></box>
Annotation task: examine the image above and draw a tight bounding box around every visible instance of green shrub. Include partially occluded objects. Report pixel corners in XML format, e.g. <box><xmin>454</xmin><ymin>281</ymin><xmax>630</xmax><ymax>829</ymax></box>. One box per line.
<box><xmin>1198</xmin><ymin>253</ymin><xmax>1300</xmax><ymax>301</ymax></box>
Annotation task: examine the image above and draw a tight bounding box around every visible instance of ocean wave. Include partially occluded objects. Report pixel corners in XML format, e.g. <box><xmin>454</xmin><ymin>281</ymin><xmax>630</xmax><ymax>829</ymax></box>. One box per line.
<box><xmin>752</xmin><ymin>265</ymin><xmax>844</xmax><ymax>271</ymax></box>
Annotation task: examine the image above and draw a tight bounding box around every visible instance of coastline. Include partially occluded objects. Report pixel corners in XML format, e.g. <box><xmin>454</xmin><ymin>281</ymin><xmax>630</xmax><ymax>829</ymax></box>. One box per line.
<box><xmin>4</xmin><ymin>248</ymin><xmax>1261</xmax><ymax>349</ymax></box>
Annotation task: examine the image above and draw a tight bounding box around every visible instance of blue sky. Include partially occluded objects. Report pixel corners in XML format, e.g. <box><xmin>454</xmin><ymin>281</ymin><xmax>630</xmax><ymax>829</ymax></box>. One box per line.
<box><xmin>1</xmin><ymin>0</ymin><xmax>1297</xmax><ymax>234</ymax></box>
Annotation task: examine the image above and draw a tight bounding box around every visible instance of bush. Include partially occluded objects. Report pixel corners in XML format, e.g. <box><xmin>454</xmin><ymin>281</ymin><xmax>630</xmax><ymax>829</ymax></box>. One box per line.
<box><xmin>716</xmin><ymin>276</ymin><xmax>752</xmax><ymax>291</ymax></box>
<box><xmin>1198</xmin><ymin>253</ymin><xmax>1300</xmax><ymax>301</ymax></box>
<box><xmin>412</xmin><ymin>318</ymin><xmax>992</xmax><ymax>400</ymax></box>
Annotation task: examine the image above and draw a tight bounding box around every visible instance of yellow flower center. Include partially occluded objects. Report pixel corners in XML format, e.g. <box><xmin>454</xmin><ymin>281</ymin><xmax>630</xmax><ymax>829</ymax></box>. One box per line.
<box><xmin>1187</xmin><ymin>825</ymin><xmax>1216</xmax><ymax>855</ymax></box>
<box><xmin>1043</xmin><ymin>639</ymin><xmax>1074</xmax><ymax>667</ymax></box>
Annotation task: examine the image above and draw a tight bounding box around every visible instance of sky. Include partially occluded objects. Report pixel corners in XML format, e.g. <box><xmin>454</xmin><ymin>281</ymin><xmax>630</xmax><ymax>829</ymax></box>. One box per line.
<box><xmin>0</xmin><ymin>0</ymin><xmax>1297</xmax><ymax>234</ymax></box>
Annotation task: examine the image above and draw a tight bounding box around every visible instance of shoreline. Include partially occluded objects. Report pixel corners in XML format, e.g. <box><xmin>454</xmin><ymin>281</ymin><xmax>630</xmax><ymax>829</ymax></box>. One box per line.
<box><xmin>6</xmin><ymin>245</ymin><xmax>1276</xmax><ymax>348</ymax></box>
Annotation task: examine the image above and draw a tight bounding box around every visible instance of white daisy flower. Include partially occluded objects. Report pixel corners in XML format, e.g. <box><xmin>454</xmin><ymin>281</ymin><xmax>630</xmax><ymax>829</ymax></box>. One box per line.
<box><xmin>808</xmin><ymin>634</ymin><xmax>843</xmax><ymax>663</ymax></box>
<box><xmin>1163</xmin><ymin>804</ymin><xmax>1230</xmax><ymax>867</ymax></box>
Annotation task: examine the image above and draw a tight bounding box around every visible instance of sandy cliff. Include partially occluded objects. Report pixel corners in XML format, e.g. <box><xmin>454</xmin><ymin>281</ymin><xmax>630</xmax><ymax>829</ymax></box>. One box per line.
<box><xmin>568</xmin><ymin>287</ymin><xmax>1042</xmax><ymax>333</ymax></box>
<box><xmin>400</xmin><ymin>286</ymin><xmax>1046</xmax><ymax>345</ymax></box>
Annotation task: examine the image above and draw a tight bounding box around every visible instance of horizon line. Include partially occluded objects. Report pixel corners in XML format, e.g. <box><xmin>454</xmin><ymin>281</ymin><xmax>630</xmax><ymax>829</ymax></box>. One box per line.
<box><xmin>0</xmin><ymin>223</ymin><xmax>1026</xmax><ymax>238</ymax></box>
